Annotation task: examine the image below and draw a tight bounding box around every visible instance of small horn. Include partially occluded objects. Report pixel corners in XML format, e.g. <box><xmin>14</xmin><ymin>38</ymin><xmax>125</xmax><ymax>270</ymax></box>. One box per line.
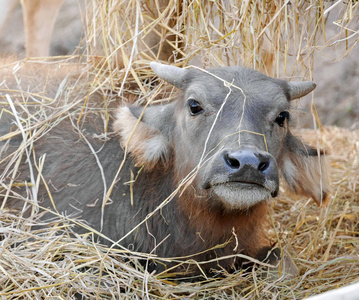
<box><xmin>150</xmin><ymin>62</ymin><xmax>187</xmax><ymax>89</ymax></box>
<box><xmin>288</xmin><ymin>81</ymin><xmax>316</xmax><ymax>100</ymax></box>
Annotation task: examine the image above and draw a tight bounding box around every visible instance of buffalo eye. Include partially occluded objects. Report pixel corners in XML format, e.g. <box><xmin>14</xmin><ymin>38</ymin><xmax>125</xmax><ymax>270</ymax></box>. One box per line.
<box><xmin>187</xmin><ymin>99</ymin><xmax>203</xmax><ymax>116</ymax></box>
<box><xmin>274</xmin><ymin>111</ymin><xmax>290</xmax><ymax>127</ymax></box>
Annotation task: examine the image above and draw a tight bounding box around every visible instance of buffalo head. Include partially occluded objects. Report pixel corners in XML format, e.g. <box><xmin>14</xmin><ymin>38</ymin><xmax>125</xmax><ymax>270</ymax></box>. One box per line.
<box><xmin>114</xmin><ymin>62</ymin><xmax>329</xmax><ymax>212</ymax></box>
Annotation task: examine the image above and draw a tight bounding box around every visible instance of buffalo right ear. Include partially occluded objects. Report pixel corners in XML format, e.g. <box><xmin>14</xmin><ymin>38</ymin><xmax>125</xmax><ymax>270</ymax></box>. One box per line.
<box><xmin>113</xmin><ymin>104</ymin><xmax>175</xmax><ymax>169</ymax></box>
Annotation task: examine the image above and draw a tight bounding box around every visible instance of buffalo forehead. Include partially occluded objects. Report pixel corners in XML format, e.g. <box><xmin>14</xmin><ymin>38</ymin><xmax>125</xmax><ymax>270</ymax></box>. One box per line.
<box><xmin>186</xmin><ymin>67</ymin><xmax>288</xmax><ymax>113</ymax></box>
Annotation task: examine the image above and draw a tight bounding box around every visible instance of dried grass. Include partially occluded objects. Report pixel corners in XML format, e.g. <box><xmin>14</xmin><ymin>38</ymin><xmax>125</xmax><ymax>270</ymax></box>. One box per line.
<box><xmin>0</xmin><ymin>0</ymin><xmax>358</xmax><ymax>298</ymax></box>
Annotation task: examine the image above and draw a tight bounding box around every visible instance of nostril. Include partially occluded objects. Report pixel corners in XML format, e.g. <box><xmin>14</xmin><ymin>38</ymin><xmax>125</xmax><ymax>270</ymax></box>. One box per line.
<box><xmin>258</xmin><ymin>161</ymin><xmax>269</xmax><ymax>172</ymax></box>
<box><xmin>224</xmin><ymin>153</ymin><xmax>240</xmax><ymax>169</ymax></box>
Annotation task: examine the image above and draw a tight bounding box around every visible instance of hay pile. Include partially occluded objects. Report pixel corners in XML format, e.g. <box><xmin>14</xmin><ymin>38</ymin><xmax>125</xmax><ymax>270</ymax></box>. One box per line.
<box><xmin>1</xmin><ymin>124</ymin><xmax>357</xmax><ymax>298</ymax></box>
<box><xmin>1</xmin><ymin>0</ymin><xmax>358</xmax><ymax>298</ymax></box>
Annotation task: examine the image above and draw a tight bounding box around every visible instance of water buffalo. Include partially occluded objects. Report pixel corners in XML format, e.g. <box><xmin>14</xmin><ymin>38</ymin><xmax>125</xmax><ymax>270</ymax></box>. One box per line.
<box><xmin>0</xmin><ymin>62</ymin><xmax>329</xmax><ymax>276</ymax></box>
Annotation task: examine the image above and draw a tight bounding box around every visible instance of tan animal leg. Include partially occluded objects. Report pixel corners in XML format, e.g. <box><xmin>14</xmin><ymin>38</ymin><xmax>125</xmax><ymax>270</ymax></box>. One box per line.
<box><xmin>21</xmin><ymin>0</ymin><xmax>64</xmax><ymax>57</ymax></box>
<box><xmin>0</xmin><ymin>0</ymin><xmax>18</xmax><ymax>37</ymax></box>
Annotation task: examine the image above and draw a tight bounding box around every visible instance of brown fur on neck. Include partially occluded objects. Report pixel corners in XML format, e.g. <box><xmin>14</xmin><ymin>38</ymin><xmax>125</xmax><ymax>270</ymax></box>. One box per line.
<box><xmin>177</xmin><ymin>187</ymin><xmax>270</xmax><ymax>259</ymax></box>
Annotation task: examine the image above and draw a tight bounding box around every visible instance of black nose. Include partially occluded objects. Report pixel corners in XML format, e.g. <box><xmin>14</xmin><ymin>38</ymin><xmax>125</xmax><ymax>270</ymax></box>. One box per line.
<box><xmin>224</xmin><ymin>150</ymin><xmax>271</xmax><ymax>173</ymax></box>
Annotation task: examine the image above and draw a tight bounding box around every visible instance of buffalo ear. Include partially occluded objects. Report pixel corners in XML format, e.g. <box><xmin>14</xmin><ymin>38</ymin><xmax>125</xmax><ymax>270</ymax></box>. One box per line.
<box><xmin>281</xmin><ymin>133</ymin><xmax>330</xmax><ymax>206</ymax></box>
<box><xmin>113</xmin><ymin>104</ymin><xmax>174</xmax><ymax>169</ymax></box>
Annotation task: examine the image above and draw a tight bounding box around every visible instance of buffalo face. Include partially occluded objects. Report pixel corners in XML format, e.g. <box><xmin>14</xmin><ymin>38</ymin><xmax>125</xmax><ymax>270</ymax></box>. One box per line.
<box><xmin>114</xmin><ymin>63</ymin><xmax>329</xmax><ymax>211</ymax></box>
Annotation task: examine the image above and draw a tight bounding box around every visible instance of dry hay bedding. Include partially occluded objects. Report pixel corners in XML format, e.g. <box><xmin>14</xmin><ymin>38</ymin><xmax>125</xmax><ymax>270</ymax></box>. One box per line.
<box><xmin>0</xmin><ymin>59</ymin><xmax>358</xmax><ymax>299</ymax></box>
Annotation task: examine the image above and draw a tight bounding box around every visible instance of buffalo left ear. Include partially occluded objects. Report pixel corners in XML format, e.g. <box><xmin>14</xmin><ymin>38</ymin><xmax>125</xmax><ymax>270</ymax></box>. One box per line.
<box><xmin>281</xmin><ymin>133</ymin><xmax>330</xmax><ymax>206</ymax></box>
<box><xmin>113</xmin><ymin>104</ymin><xmax>175</xmax><ymax>169</ymax></box>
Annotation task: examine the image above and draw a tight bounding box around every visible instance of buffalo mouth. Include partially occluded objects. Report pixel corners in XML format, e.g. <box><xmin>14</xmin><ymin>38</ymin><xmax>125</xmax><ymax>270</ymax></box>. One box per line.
<box><xmin>213</xmin><ymin>180</ymin><xmax>265</xmax><ymax>189</ymax></box>
<box><xmin>207</xmin><ymin>180</ymin><xmax>278</xmax><ymax>210</ymax></box>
